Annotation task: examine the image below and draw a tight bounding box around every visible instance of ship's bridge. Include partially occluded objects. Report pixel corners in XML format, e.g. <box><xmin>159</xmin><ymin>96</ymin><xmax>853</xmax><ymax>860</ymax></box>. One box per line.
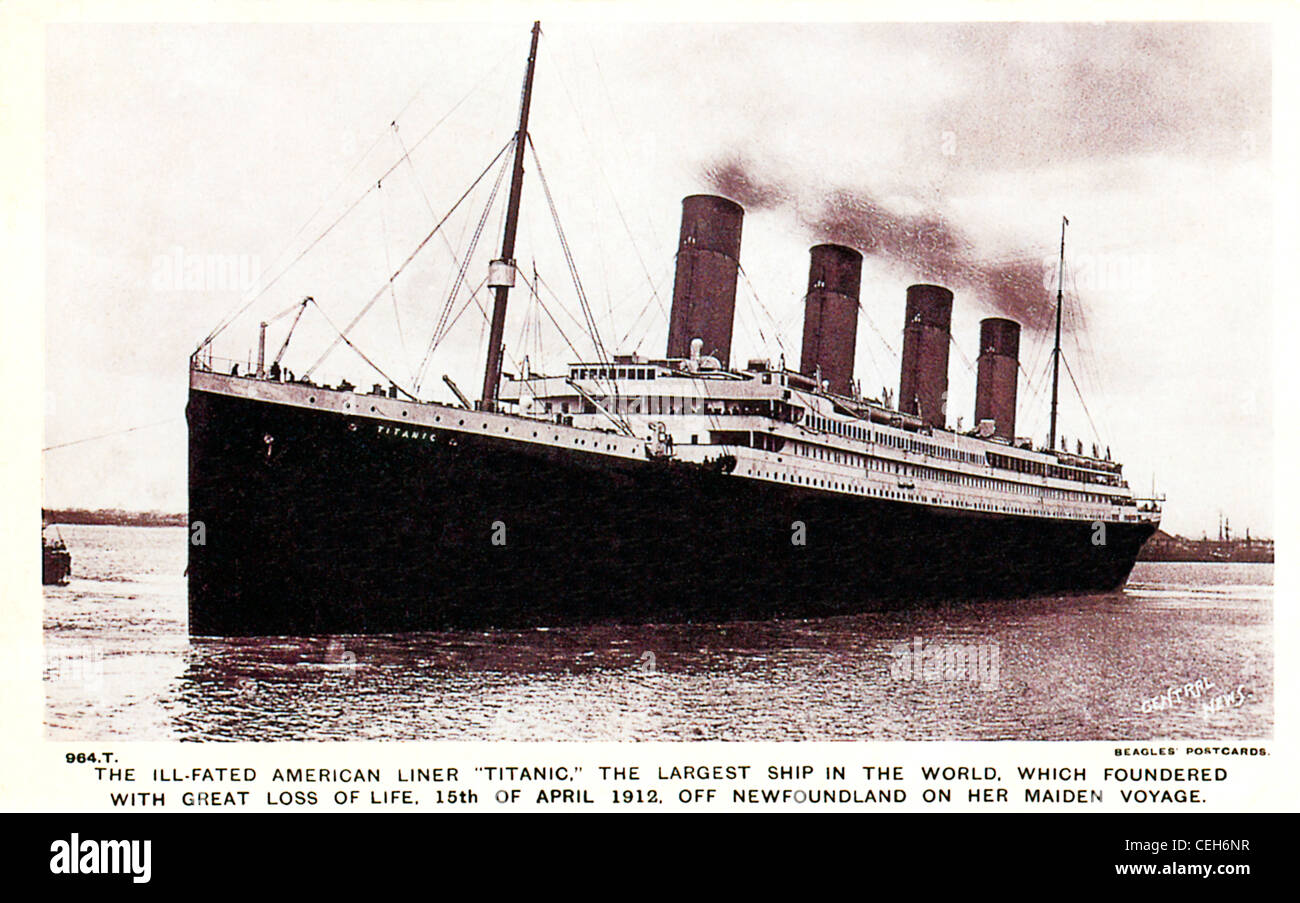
<box><xmin>498</xmin><ymin>355</ymin><xmax>807</xmax><ymax>425</ymax></box>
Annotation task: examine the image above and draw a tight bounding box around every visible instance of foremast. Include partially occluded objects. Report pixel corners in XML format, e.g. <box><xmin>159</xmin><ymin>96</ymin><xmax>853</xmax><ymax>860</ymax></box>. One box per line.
<box><xmin>480</xmin><ymin>20</ymin><xmax>542</xmax><ymax>412</ymax></box>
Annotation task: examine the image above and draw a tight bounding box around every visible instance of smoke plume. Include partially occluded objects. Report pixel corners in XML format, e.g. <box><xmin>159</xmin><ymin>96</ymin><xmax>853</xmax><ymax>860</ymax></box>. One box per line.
<box><xmin>702</xmin><ymin>157</ymin><xmax>1055</xmax><ymax>330</ymax></box>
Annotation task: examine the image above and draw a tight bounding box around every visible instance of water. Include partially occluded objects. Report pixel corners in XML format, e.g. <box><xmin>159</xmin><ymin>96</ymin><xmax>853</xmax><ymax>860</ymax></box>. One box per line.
<box><xmin>44</xmin><ymin>524</ymin><xmax>1272</xmax><ymax>741</ymax></box>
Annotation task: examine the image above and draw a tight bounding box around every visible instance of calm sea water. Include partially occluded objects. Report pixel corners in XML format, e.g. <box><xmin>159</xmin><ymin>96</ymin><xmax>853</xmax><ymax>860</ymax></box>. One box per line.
<box><xmin>43</xmin><ymin>524</ymin><xmax>1272</xmax><ymax>741</ymax></box>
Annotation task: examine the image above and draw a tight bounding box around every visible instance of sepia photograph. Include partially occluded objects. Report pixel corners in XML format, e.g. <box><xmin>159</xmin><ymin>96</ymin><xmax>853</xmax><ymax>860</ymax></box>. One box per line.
<box><xmin>36</xmin><ymin>15</ymin><xmax>1276</xmax><ymax>746</ymax></box>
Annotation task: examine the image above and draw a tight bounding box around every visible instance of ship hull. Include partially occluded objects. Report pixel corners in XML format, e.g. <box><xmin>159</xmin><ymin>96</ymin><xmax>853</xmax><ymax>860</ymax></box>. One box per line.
<box><xmin>188</xmin><ymin>387</ymin><xmax>1155</xmax><ymax>636</ymax></box>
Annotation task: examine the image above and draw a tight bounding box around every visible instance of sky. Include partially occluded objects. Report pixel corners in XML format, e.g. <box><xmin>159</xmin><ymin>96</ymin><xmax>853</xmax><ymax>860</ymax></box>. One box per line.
<box><xmin>42</xmin><ymin>20</ymin><xmax>1273</xmax><ymax>538</ymax></box>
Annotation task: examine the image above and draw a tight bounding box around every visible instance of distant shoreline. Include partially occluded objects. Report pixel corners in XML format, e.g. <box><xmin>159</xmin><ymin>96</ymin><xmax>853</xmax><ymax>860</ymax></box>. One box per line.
<box><xmin>1138</xmin><ymin>529</ymin><xmax>1273</xmax><ymax>564</ymax></box>
<box><xmin>42</xmin><ymin>508</ymin><xmax>186</xmax><ymax>527</ymax></box>
<box><xmin>1137</xmin><ymin>554</ymin><xmax>1274</xmax><ymax>564</ymax></box>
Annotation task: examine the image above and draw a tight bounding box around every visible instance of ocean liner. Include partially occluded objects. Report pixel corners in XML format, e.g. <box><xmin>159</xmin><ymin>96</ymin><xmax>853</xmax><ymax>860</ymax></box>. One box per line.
<box><xmin>187</xmin><ymin>22</ymin><xmax>1162</xmax><ymax>636</ymax></box>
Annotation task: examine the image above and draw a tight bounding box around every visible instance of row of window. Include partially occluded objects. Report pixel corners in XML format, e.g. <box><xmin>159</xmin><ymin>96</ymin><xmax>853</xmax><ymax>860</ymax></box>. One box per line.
<box><xmin>987</xmin><ymin>451</ymin><xmax>1120</xmax><ymax>487</ymax></box>
<box><xmin>571</xmin><ymin>366</ymin><xmax>657</xmax><ymax>381</ymax></box>
<box><xmin>804</xmin><ymin>413</ymin><xmax>984</xmax><ymax>464</ymax></box>
<box><xmin>801</xmin><ymin>413</ymin><xmax>1121</xmax><ymax>492</ymax></box>
<box><xmin>786</xmin><ymin>439</ymin><xmax>1109</xmax><ymax>505</ymax></box>
<box><xmin>742</xmin><ymin>465</ymin><xmax>1108</xmax><ymax>518</ymax></box>
<box><xmin>543</xmin><ymin>396</ymin><xmax>800</xmax><ymax>420</ymax></box>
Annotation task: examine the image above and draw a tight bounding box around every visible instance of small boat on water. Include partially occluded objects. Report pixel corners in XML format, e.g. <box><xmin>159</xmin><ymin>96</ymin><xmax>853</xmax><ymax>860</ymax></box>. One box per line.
<box><xmin>42</xmin><ymin>526</ymin><xmax>72</xmax><ymax>585</ymax></box>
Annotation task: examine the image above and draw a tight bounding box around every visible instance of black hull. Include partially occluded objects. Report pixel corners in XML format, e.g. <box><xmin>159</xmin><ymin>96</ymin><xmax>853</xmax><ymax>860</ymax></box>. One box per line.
<box><xmin>187</xmin><ymin>388</ymin><xmax>1155</xmax><ymax>636</ymax></box>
